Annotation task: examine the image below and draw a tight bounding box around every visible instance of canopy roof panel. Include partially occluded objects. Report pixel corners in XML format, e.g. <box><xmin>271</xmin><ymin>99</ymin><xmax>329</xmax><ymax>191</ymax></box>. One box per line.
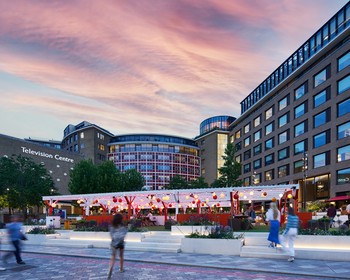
<box><xmin>43</xmin><ymin>184</ymin><xmax>299</xmax><ymax>209</ymax></box>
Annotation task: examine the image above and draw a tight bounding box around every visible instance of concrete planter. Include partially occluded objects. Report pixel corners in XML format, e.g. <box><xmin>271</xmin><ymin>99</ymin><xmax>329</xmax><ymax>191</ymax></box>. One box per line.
<box><xmin>171</xmin><ymin>225</ymin><xmax>215</xmax><ymax>235</ymax></box>
<box><xmin>68</xmin><ymin>231</ymin><xmax>147</xmax><ymax>242</ymax></box>
<box><xmin>181</xmin><ymin>238</ymin><xmax>244</xmax><ymax>255</ymax></box>
<box><xmin>26</xmin><ymin>234</ymin><xmax>60</xmax><ymax>245</ymax></box>
<box><xmin>295</xmin><ymin>235</ymin><xmax>350</xmax><ymax>250</ymax></box>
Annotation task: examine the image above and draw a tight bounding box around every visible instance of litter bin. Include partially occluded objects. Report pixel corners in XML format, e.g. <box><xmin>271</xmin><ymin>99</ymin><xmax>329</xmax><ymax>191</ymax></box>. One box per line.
<box><xmin>64</xmin><ymin>220</ymin><xmax>71</xmax><ymax>230</ymax></box>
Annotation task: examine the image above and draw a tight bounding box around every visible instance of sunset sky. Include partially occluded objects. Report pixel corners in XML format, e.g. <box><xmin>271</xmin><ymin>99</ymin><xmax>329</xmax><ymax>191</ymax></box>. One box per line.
<box><xmin>0</xmin><ymin>0</ymin><xmax>348</xmax><ymax>140</ymax></box>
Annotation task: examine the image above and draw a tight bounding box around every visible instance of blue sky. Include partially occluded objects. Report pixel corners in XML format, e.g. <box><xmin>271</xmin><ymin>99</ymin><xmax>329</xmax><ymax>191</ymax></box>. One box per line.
<box><xmin>0</xmin><ymin>0</ymin><xmax>348</xmax><ymax>140</ymax></box>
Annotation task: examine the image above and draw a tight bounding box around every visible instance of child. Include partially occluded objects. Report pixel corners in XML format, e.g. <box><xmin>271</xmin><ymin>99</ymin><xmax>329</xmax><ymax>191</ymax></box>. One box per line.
<box><xmin>108</xmin><ymin>213</ymin><xmax>128</xmax><ymax>278</ymax></box>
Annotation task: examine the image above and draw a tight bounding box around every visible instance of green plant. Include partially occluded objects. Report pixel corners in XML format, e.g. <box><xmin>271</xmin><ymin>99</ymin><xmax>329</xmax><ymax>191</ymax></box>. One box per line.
<box><xmin>186</xmin><ymin>225</ymin><xmax>244</xmax><ymax>239</ymax></box>
<box><xmin>306</xmin><ymin>200</ymin><xmax>326</xmax><ymax>212</ymax></box>
<box><xmin>27</xmin><ymin>227</ymin><xmax>56</xmax><ymax>234</ymax></box>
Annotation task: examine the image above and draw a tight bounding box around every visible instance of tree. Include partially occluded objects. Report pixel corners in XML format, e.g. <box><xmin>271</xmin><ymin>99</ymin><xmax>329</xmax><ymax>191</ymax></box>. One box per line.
<box><xmin>119</xmin><ymin>169</ymin><xmax>145</xmax><ymax>192</ymax></box>
<box><xmin>96</xmin><ymin>161</ymin><xmax>121</xmax><ymax>193</ymax></box>
<box><xmin>0</xmin><ymin>155</ymin><xmax>55</xmax><ymax>216</ymax></box>
<box><xmin>189</xmin><ymin>177</ymin><xmax>209</xmax><ymax>189</ymax></box>
<box><xmin>217</xmin><ymin>142</ymin><xmax>242</xmax><ymax>187</ymax></box>
<box><xmin>167</xmin><ymin>175</ymin><xmax>188</xmax><ymax>190</ymax></box>
<box><xmin>68</xmin><ymin>159</ymin><xmax>97</xmax><ymax>194</ymax></box>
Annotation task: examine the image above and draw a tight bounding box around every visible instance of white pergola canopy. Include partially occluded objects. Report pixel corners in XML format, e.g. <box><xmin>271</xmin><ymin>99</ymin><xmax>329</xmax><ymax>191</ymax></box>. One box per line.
<box><xmin>43</xmin><ymin>184</ymin><xmax>299</xmax><ymax>215</ymax></box>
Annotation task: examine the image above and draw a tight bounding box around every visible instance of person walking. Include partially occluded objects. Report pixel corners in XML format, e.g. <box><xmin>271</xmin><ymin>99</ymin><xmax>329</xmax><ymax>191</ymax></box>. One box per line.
<box><xmin>266</xmin><ymin>202</ymin><xmax>281</xmax><ymax>248</ymax></box>
<box><xmin>327</xmin><ymin>204</ymin><xmax>337</xmax><ymax>227</ymax></box>
<box><xmin>281</xmin><ymin>207</ymin><xmax>300</xmax><ymax>262</ymax></box>
<box><xmin>2</xmin><ymin>215</ymin><xmax>26</xmax><ymax>265</ymax></box>
<box><xmin>108</xmin><ymin>213</ymin><xmax>128</xmax><ymax>279</ymax></box>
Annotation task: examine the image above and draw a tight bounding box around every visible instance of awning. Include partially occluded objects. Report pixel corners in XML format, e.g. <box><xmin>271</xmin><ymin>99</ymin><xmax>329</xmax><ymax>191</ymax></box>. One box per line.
<box><xmin>326</xmin><ymin>195</ymin><xmax>350</xmax><ymax>202</ymax></box>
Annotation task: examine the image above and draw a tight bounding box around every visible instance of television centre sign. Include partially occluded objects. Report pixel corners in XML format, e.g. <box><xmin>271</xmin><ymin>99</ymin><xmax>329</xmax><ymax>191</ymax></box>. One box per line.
<box><xmin>21</xmin><ymin>146</ymin><xmax>74</xmax><ymax>163</ymax></box>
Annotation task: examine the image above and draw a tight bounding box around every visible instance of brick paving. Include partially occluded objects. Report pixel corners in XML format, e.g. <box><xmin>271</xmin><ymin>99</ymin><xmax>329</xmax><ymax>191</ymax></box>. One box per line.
<box><xmin>0</xmin><ymin>244</ymin><xmax>348</xmax><ymax>279</ymax></box>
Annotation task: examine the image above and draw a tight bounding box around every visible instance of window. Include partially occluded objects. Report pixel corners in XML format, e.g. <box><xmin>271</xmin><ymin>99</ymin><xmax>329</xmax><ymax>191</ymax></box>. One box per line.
<box><xmin>253</xmin><ymin>130</ymin><xmax>261</xmax><ymax>142</ymax></box>
<box><xmin>265</xmin><ymin>138</ymin><xmax>274</xmax><ymax>150</ymax></box>
<box><xmin>74</xmin><ymin>144</ymin><xmax>78</xmax><ymax>152</ymax></box>
<box><xmin>243</xmin><ymin>177</ymin><xmax>251</xmax><ymax>186</ymax></box>
<box><xmin>243</xmin><ymin>163</ymin><xmax>251</xmax><ymax>173</ymax></box>
<box><xmin>314</xmin><ymin>108</ymin><xmax>330</xmax><ymax>128</ymax></box>
<box><xmin>253</xmin><ymin>159</ymin><xmax>262</xmax><ymax>169</ymax></box>
<box><xmin>265</xmin><ymin>153</ymin><xmax>274</xmax><ymax>165</ymax></box>
<box><xmin>294</xmin><ymin>140</ymin><xmax>307</xmax><ymax>154</ymax></box>
<box><xmin>313</xmin><ymin>88</ymin><xmax>330</xmax><ymax>107</ymax></box>
<box><xmin>278</xmin><ymin>165</ymin><xmax>289</xmax><ymax>178</ymax></box>
<box><xmin>244</xmin><ymin>123</ymin><xmax>250</xmax><ymax>134</ymax></box>
<box><xmin>337</xmin><ymin>168</ymin><xmax>350</xmax><ymax>185</ymax></box>
<box><xmin>244</xmin><ymin>136</ymin><xmax>251</xmax><ymax>147</ymax></box>
<box><xmin>265</xmin><ymin>170</ymin><xmax>274</xmax><ymax>181</ymax></box>
<box><xmin>337</xmin><ymin>145</ymin><xmax>350</xmax><ymax>162</ymax></box>
<box><xmin>265</xmin><ymin>106</ymin><xmax>273</xmax><ymax>120</ymax></box>
<box><xmin>140</xmin><ymin>164</ymin><xmax>153</xmax><ymax>171</ymax></box>
<box><xmin>235</xmin><ymin>142</ymin><xmax>242</xmax><ymax>151</ymax></box>
<box><xmin>279</xmin><ymin>130</ymin><xmax>289</xmax><ymax>144</ymax></box>
<box><xmin>338</xmin><ymin>98</ymin><xmax>350</xmax><ymax>117</ymax></box>
<box><xmin>338</xmin><ymin>75</ymin><xmax>350</xmax><ymax>94</ymax></box>
<box><xmin>253</xmin><ymin>173</ymin><xmax>261</xmax><ymax>184</ymax></box>
<box><xmin>265</xmin><ymin>122</ymin><xmax>274</xmax><ymax>135</ymax></box>
<box><xmin>294</xmin><ymin>102</ymin><xmax>307</xmax><ymax>119</ymax></box>
<box><xmin>244</xmin><ymin>150</ymin><xmax>251</xmax><ymax>160</ymax></box>
<box><xmin>235</xmin><ymin>155</ymin><xmax>241</xmax><ymax>163</ymax></box>
<box><xmin>254</xmin><ymin>115</ymin><xmax>261</xmax><ymax>127</ymax></box>
<box><xmin>338</xmin><ymin>51</ymin><xmax>350</xmax><ymax>71</ymax></box>
<box><xmin>294</xmin><ymin>160</ymin><xmax>304</xmax><ymax>173</ymax></box>
<box><xmin>278</xmin><ymin>147</ymin><xmax>289</xmax><ymax>160</ymax></box>
<box><xmin>278</xmin><ymin>96</ymin><xmax>289</xmax><ymax>111</ymax></box>
<box><xmin>313</xmin><ymin>130</ymin><xmax>330</xmax><ymax>148</ymax></box>
<box><xmin>314</xmin><ymin>67</ymin><xmax>328</xmax><ymax>87</ymax></box>
<box><xmin>141</xmin><ymin>154</ymin><xmax>154</xmax><ymax>160</ymax></box>
<box><xmin>80</xmin><ymin>132</ymin><xmax>84</xmax><ymax>139</ymax></box>
<box><xmin>338</xmin><ymin>121</ymin><xmax>350</xmax><ymax>139</ymax></box>
<box><xmin>278</xmin><ymin>113</ymin><xmax>289</xmax><ymax>128</ymax></box>
<box><xmin>295</xmin><ymin>83</ymin><xmax>307</xmax><ymax>100</ymax></box>
<box><xmin>294</xmin><ymin>121</ymin><xmax>307</xmax><ymax>137</ymax></box>
<box><xmin>98</xmin><ymin>144</ymin><xmax>105</xmax><ymax>151</ymax></box>
<box><xmin>235</xmin><ymin>130</ymin><xmax>241</xmax><ymax>139</ymax></box>
<box><xmin>313</xmin><ymin>152</ymin><xmax>330</xmax><ymax>168</ymax></box>
<box><xmin>253</xmin><ymin>144</ymin><xmax>262</xmax><ymax>156</ymax></box>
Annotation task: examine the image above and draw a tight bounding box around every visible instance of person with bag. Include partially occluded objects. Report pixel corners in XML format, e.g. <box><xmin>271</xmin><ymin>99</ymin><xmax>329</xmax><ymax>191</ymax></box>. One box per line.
<box><xmin>2</xmin><ymin>215</ymin><xmax>26</xmax><ymax>265</ymax></box>
<box><xmin>280</xmin><ymin>207</ymin><xmax>300</xmax><ymax>262</ymax></box>
<box><xmin>108</xmin><ymin>213</ymin><xmax>128</xmax><ymax>279</ymax></box>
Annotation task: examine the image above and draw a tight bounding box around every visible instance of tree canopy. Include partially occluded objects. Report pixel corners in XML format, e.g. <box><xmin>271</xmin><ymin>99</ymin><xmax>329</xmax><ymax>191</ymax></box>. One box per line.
<box><xmin>216</xmin><ymin>142</ymin><xmax>242</xmax><ymax>187</ymax></box>
<box><xmin>68</xmin><ymin>160</ymin><xmax>145</xmax><ymax>194</ymax></box>
<box><xmin>0</xmin><ymin>155</ymin><xmax>55</xmax><ymax>215</ymax></box>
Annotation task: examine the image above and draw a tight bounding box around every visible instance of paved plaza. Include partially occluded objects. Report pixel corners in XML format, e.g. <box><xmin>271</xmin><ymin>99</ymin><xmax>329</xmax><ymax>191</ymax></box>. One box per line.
<box><xmin>0</xmin><ymin>244</ymin><xmax>348</xmax><ymax>279</ymax></box>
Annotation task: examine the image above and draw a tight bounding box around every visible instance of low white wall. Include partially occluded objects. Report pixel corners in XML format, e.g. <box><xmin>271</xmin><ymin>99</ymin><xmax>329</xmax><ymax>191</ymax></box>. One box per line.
<box><xmin>171</xmin><ymin>225</ymin><xmax>215</xmax><ymax>235</ymax></box>
<box><xmin>181</xmin><ymin>238</ymin><xmax>243</xmax><ymax>255</ymax></box>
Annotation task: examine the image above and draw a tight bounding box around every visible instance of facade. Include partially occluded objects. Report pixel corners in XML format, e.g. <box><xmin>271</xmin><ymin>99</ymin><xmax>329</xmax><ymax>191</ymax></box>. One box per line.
<box><xmin>195</xmin><ymin>116</ymin><xmax>235</xmax><ymax>185</ymax></box>
<box><xmin>25</xmin><ymin>138</ymin><xmax>62</xmax><ymax>149</ymax></box>
<box><xmin>108</xmin><ymin>134</ymin><xmax>200</xmax><ymax>190</ymax></box>
<box><xmin>0</xmin><ymin>134</ymin><xmax>83</xmax><ymax>195</ymax></box>
<box><xmin>62</xmin><ymin>121</ymin><xmax>114</xmax><ymax>165</ymax></box>
<box><xmin>229</xmin><ymin>3</ymin><xmax>350</xmax><ymax>203</ymax></box>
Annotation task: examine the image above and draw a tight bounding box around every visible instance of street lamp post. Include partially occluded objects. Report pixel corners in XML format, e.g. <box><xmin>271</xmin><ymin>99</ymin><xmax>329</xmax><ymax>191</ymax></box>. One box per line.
<box><xmin>302</xmin><ymin>152</ymin><xmax>308</xmax><ymax>212</ymax></box>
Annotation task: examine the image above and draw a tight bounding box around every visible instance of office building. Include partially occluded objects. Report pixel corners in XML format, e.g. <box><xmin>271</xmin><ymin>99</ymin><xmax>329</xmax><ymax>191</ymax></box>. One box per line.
<box><xmin>229</xmin><ymin>3</ymin><xmax>350</xmax><ymax>202</ymax></box>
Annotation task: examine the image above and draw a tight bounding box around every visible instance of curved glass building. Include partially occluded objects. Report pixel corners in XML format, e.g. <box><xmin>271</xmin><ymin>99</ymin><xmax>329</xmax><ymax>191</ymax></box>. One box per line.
<box><xmin>108</xmin><ymin>134</ymin><xmax>200</xmax><ymax>190</ymax></box>
<box><xmin>200</xmin><ymin>116</ymin><xmax>235</xmax><ymax>135</ymax></box>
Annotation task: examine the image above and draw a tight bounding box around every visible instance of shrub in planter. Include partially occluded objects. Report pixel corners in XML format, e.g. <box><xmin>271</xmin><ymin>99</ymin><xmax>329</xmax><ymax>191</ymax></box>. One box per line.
<box><xmin>165</xmin><ymin>218</ymin><xmax>177</xmax><ymax>230</ymax></box>
<box><xmin>317</xmin><ymin>217</ymin><xmax>330</xmax><ymax>231</ymax></box>
<box><xmin>307</xmin><ymin>219</ymin><xmax>318</xmax><ymax>231</ymax></box>
<box><xmin>27</xmin><ymin>227</ymin><xmax>56</xmax><ymax>234</ymax></box>
<box><xmin>186</xmin><ymin>225</ymin><xmax>244</xmax><ymax>239</ymax></box>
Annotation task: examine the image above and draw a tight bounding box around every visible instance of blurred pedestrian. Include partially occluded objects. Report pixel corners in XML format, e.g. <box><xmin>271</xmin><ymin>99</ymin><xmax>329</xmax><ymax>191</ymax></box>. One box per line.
<box><xmin>2</xmin><ymin>215</ymin><xmax>26</xmax><ymax>265</ymax></box>
<box><xmin>281</xmin><ymin>207</ymin><xmax>299</xmax><ymax>262</ymax></box>
<box><xmin>326</xmin><ymin>204</ymin><xmax>336</xmax><ymax>227</ymax></box>
<box><xmin>108</xmin><ymin>213</ymin><xmax>128</xmax><ymax>279</ymax></box>
<box><xmin>266</xmin><ymin>202</ymin><xmax>281</xmax><ymax>248</ymax></box>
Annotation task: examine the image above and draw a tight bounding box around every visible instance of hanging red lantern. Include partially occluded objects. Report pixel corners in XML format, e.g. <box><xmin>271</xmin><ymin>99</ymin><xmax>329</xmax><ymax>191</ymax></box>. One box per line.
<box><xmin>213</xmin><ymin>195</ymin><xmax>217</xmax><ymax>200</ymax></box>
<box><xmin>192</xmin><ymin>200</ymin><xmax>196</xmax><ymax>204</ymax></box>
<box><xmin>197</xmin><ymin>200</ymin><xmax>201</xmax><ymax>204</ymax></box>
<box><xmin>262</xmin><ymin>192</ymin><xmax>267</xmax><ymax>197</ymax></box>
<box><xmin>169</xmin><ymin>203</ymin><xmax>172</xmax><ymax>207</ymax></box>
<box><xmin>113</xmin><ymin>197</ymin><xmax>118</xmax><ymax>203</ymax></box>
<box><xmin>118</xmin><ymin>198</ymin><xmax>123</xmax><ymax>203</ymax></box>
<box><xmin>201</xmin><ymin>203</ymin><xmax>205</xmax><ymax>207</ymax></box>
<box><xmin>233</xmin><ymin>193</ymin><xmax>239</xmax><ymax>200</ymax></box>
<box><xmin>157</xmin><ymin>198</ymin><xmax>161</xmax><ymax>203</ymax></box>
<box><xmin>271</xmin><ymin>197</ymin><xmax>277</xmax><ymax>202</ymax></box>
<box><xmin>216</xmin><ymin>203</ymin><xmax>220</xmax><ymax>207</ymax></box>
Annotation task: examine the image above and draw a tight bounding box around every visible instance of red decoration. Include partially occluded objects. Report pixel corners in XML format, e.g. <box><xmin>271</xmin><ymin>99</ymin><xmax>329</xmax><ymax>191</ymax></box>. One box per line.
<box><xmin>192</xmin><ymin>200</ymin><xmax>196</xmax><ymax>204</ymax></box>
<box><xmin>271</xmin><ymin>197</ymin><xmax>277</xmax><ymax>202</ymax></box>
<box><xmin>113</xmin><ymin>197</ymin><xmax>118</xmax><ymax>203</ymax></box>
<box><xmin>233</xmin><ymin>193</ymin><xmax>239</xmax><ymax>200</ymax></box>
<box><xmin>157</xmin><ymin>198</ymin><xmax>161</xmax><ymax>203</ymax></box>
<box><xmin>118</xmin><ymin>198</ymin><xmax>123</xmax><ymax>203</ymax></box>
<box><xmin>262</xmin><ymin>192</ymin><xmax>267</xmax><ymax>197</ymax></box>
<box><xmin>201</xmin><ymin>203</ymin><xmax>205</xmax><ymax>207</ymax></box>
<box><xmin>169</xmin><ymin>203</ymin><xmax>172</xmax><ymax>207</ymax></box>
<box><xmin>197</xmin><ymin>200</ymin><xmax>201</xmax><ymax>204</ymax></box>
<box><xmin>216</xmin><ymin>203</ymin><xmax>220</xmax><ymax>207</ymax></box>
<box><xmin>213</xmin><ymin>195</ymin><xmax>217</xmax><ymax>200</ymax></box>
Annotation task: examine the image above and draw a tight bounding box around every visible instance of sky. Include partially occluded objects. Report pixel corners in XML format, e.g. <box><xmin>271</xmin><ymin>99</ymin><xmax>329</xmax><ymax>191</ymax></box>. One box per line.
<box><xmin>0</xmin><ymin>0</ymin><xmax>348</xmax><ymax>141</ymax></box>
